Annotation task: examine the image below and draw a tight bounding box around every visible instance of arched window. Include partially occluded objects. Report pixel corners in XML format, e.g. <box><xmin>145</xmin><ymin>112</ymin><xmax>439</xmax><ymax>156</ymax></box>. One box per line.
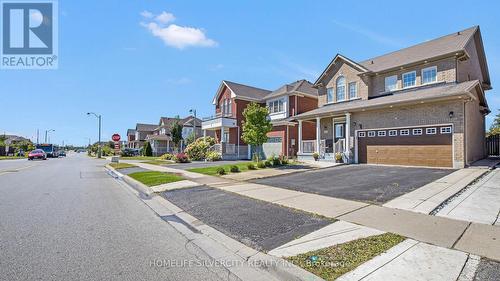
<box><xmin>336</xmin><ymin>76</ymin><xmax>346</xmax><ymax>101</ymax></box>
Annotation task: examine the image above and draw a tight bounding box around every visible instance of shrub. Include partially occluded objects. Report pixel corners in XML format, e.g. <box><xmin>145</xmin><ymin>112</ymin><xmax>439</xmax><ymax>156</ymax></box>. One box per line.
<box><xmin>247</xmin><ymin>163</ymin><xmax>256</xmax><ymax>170</ymax></box>
<box><xmin>206</xmin><ymin>151</ymin><xmax>222</xmax><ymax>162</ymax></box>
<box><xmin>312</xmin><ymin>152</ymin><xmax>320</xmax><ymax>161</ymax></box>
<box><xmin>143</xmin><ymin>141</ymin><xmax>153</xmax><ymax>156</ymax></box>
<box><xmin>174</xmin><ymin>153</ymin><xmax>190</xmax><ymax>163</ymax></box>
<box><xmin>280</xmin><ymin>155</ymin><xmax>289</xmax><ymax>165</ymax></box>
<box><xmin>160</xmin><ymin>153</ymin><xmax>174</xmax><ymax>160</ymax></box>
<box><xmin>264</xmin><ymin>160</ymin><xmax>272</xmax><ymax>167</ymax></box>
<box><xmin>230</xmin><ymin>165</ymin><xmax>240</xmax><ymax>173</ymax></box>
<box><xmin>272</xmin><ymin>157</ymin><xmax>281</xmax><ymax>166</ymax></box>
<box><xmin>184</xmin><ymin>136</ymin><xmax>217</xmax><ymax>161</ymax></box>
<box><xmin>216</xmin><ymin>167</ymin><xmax>226</xmax><ymax>175</ymax></box>
<box><xmin>257</xmin><ymin>161</ymin><xmax>266</xmax><ymax>168</ymax></box>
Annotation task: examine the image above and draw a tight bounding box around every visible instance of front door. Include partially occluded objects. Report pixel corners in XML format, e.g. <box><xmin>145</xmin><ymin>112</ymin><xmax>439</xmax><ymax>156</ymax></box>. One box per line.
<box><xmin>334</xmin><ymin>123</ymin><xmax>345</xmax><ymax>142</ymax></box>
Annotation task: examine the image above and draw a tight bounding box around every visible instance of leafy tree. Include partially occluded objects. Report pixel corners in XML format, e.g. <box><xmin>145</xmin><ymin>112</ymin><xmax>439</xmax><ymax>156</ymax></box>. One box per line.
<box><xmin>143</xmin><ymin>141</ymin><xmax>152</xmax><ymax>156</ymax></box>
<box><xmin>487</xmin><ymin>110</ymin><xmax>500</xmax><ymax>136</ymax></box>
<box><xmin>185</xmin><ymin>131</ymin><xmax>196</xmax><ymax>145</ymax></box>
<box><xmin>170</xmin><ymin>116</ymin><xmax>183</xmax><ymax>152</ymax></box>
<box><xmin>241</xmin><ymin>102</ymin><xmax>272</xmax><ymax>162</ymax></box>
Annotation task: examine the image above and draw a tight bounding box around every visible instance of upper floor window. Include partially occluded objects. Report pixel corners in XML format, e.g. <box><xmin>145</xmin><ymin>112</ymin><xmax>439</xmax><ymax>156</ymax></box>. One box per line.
<box><xmin>326</xmin><ymin>88</ymin><xmax>334</xmax><ymax>103</ymax></box>
<box><xmin>422</xmin><ymin>66</ymin><xmax>437</xmax><ymax>84</ymax></box>
<box><xmin>268</xmin><ymin>99</ymin><xmax>284</xmax><ymax>114</ymax></box>
<box><xmin>402</xmin><ymin>71</ymin><xmax>416</xmax><ymax>88</ymax></box>
<box><xmin>228</xmin><ymin>99</ymin><xmax>232</xmax><ymax>114</ymax></box>
<box><xmin>348</xmin><ymin>82</ymin><xmax>357</xmax><ymax>99</ymax></box>
<box><xmin>336</xmin><ymin>76</ymin><xmax>346</xmax><ymax>101</ymax></box>
<box><xmin>385</xmin><ymin>75</ymin><xmax>397</xmax><ymax>92</ymax></box>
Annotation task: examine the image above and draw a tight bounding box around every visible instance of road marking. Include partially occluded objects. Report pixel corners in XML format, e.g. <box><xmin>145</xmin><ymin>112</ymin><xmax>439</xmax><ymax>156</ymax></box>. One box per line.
<box><xmin>0</xmin><ymin>164</ymin><xmax>37</xmax><ymax>175</ymax></box>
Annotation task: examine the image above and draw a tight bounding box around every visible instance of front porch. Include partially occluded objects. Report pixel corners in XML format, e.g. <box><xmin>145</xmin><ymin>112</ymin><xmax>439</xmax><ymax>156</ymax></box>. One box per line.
<box><xmin>147</xmin><ymin>135</ymin><xmax>173</xmax><ymax>156</ymax></box>
<box><xmin>202</xmin><ymin>114</ymin><xmax>250</xmax><ymax>160</ymax></box>
<box><xmin>297</xmin><ymin>113</ymin><xmax>353</xmax><ymax>162</ymax></box>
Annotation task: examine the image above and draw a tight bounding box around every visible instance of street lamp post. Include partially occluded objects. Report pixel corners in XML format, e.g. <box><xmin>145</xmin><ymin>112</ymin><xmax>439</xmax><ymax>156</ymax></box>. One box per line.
<box><xmin>87</xmin><ymin>112</ymin><xmax>102</xmax><ymax>158</ymax></box>
<box><xmin>44</xmin><ymin>129</ymin><xmax>55</xmax><ymax>143</ymax></box>
<box><xmin>189</xmin><ymin>109</ymin><xmax>197</xmax><ymax>140</ymax></box>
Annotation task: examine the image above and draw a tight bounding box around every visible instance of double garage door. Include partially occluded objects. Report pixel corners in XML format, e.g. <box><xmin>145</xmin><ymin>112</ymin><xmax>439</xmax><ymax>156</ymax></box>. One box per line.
<box><xmin>357</xmin><ymin>125</ymin><xmax>453</xmax><ymax>168</ymax></box>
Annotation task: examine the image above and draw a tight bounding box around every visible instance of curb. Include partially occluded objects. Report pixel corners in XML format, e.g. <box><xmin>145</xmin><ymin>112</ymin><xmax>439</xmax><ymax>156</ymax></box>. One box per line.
<box><xmin>105</xmin><ymin>164</ymin><xmax>323</xmax><ymax>281</ymax></box>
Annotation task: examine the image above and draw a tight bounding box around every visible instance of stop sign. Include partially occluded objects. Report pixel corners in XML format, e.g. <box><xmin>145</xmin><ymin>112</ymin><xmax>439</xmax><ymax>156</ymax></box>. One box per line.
<box><xmin>112</xmin><ymin>134</ymin><xmax>121</xmax><ymax>142</ymax></box>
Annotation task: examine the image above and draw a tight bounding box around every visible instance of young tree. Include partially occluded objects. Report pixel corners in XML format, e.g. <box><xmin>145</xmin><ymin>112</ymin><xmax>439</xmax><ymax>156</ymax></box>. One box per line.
<box><xmin>487</xmin><ymin>110</ymin><xmax>500</xmax><ymax>136</ymax></box>
<box><xmin>170</xmin><ymin>116</ymin><xmax>183</xmax><ymax>152</ymax></box>
<box><xmin>241</xmin><ymin>102</ymin><xmax>272</xmax><ymax>162</ymax></box>
<box><xmin>185</xmin><ymin>131</ymin><xmax>196</xmax><ymax>145</ymax></box>
<box><xmin>143</xmin><ymin>141</ymin><xmax>153</xmax><ymax>156</ymax></box>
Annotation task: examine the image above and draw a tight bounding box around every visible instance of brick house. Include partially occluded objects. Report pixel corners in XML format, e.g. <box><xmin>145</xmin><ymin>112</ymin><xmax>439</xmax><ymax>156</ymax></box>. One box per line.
<box><xmin>294</xmin><ymin>26</ymin><xmax>491</xmax><ymax>168</ymax></box>
<box><xmin>126</xmin><ymin>129</ymin><xmax>136</xmax><ymax>148</ymax></box>
<box><xmin>128</xmin><ymin>123</ymin><xmax>157</xmax><ymax>149</ymax></box>
<box><xmin>202</xmin><ymin>80</ymin><xmax>318</xmax><ymax>160</ymax></box>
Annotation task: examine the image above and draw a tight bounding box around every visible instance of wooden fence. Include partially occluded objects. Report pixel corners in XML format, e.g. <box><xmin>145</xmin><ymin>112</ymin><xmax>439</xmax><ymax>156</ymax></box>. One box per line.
<box><xmin>486</xmin><ymin>134</ymin><xmax>500</xmax><ymax>156</ymax></box>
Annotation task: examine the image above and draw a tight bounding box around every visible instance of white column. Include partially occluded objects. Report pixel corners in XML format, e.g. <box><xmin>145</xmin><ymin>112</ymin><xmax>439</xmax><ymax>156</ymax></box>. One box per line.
<box><xmin>203</xmin><ymin>130</ymin><xmax>207</xmax><ymax>138</ymax></box>
<box><xmin>316</xmin><ymin>117</ymin><xmax>321</xmax><ymax>154</ymax></box>
<box><xmin>332</xmin><ymin>117</ymin><xmax>336</xmax><ymax>153</ymax></box>
<box><xmin>345</xmin><ymin>113</ymin><xmax>351</xmax><ymax>160</ymax></box>
<box><xmin>298</xmin><ymin>120</ymin><xmax>303</xmax><ymax>154</ymax></box>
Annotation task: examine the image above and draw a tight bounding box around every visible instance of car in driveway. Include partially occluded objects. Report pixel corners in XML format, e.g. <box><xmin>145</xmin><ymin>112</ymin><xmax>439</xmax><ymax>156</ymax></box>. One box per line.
<box><xmin>28</xmin><ymin>149</ymin><xmax>47</xmax><ymax>160</ymax></box>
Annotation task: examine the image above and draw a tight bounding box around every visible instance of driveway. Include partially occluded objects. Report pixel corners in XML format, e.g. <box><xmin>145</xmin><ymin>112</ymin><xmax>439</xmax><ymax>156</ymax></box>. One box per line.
<box><xmin>162</xmin><ymin>186</ymin><xmax>331</xmax><ymax>251</ymax></box>
<box><xmin>252</xmin><ymin>165</ymin><xmax>455</xmax><ymax>204</ymax></box>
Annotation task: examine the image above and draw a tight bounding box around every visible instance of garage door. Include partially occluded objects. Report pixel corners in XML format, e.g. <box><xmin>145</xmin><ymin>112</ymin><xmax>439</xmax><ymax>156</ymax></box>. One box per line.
<box><xmin>358</xmin><ymin>125</ymin><xmax>453</xmax><ymax>168</ymax></box>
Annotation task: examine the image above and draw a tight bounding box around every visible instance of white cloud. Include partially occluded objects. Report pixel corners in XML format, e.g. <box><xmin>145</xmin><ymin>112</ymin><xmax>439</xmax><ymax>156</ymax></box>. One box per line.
<box><xmin>141</xmin><ymin>21</ymin><xmax>217</xmax><ymax>49</ymax></box>
<box><xmin>155</xmin><ymin>12</ymin><xmax>175</xmax><ymax>24</ymax></box>
<box><xmin>140</xmin><ymin>10</ymin><xmax>154</xmax><ymax>19</ymax></box>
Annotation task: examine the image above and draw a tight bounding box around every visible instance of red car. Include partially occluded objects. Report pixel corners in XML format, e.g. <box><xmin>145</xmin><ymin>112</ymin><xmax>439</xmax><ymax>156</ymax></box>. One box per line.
<box><xmin>28</xmin><ymin>149</ymin><xmax>47</xmax><ymax>160</ymax></box>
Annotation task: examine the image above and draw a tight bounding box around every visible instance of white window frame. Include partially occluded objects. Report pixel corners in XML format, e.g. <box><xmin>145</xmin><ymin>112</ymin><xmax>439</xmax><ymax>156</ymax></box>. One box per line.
<box><xmin>389</xmin><ymin>130</ymin><xmax>397</xmax><ymax>136</ymax></box>
<box><xmin>358</xmin><ymin>131</ymin><xmax>366</xmax><ymax>137</ymax></box>
<box><xmin>440</xmin><ymin>126</ymin><xmax>452</xmax><ymax>134</ymax></box>
<box><xmin>426</xmin><ymin>127</ymin><xmax>437</xmax><ymax>135</ymax></box>
<box><xmin>378</xmin><ymin>131</ymin><xmax>386</xmax><ymax>137</ymax></box>
<box><xmin>268</xmin><ymin>99</ymin><xmax>285</xmax><ymax>114</ymax></box>
<box><xmin>413</xmin><ymin>128</ymin><xmax>423</xmax><ymax>135</ymax></box>
<box><xmin>402</xmin><ymin>71</ymin><xmax>417</xmax><ymax>88</ymax></box>
<box><xmin>385</xmin><ymin>75</ymin><xmax>398</xmax><ymax>92</ymax></box>
<box><xmin>368</xmin><ymin>131</ymin><xmax>376</xmax><ymax>137</ymax></box>
<box><xmin>348</xmin><ymin>82</ymin><xmax>357</xmax><ymax>99</ymax></box>
<box><xmin>326</xmin><ymin>88</ymin><xmax>334</xmax><ymax>103</ymax></box>
<box><xmin>400</xmin><ymin>129</ymin><xmax>410</xmax><ymax>136</ymax></box>
<box><xmin>336</xmin><ymin>76</ymin><xmax>346</xmax><ymax>102</ymax></box>
<box><xmin>421</xmin><ymin>66</ymin><xmax>437</xmax><ymax>85</ymax></box>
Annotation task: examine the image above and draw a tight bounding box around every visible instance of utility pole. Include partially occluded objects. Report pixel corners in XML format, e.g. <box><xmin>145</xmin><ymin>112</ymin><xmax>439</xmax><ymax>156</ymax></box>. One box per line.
<box><xmin>189</xmin><ymin>109</ymin><xmax>197</xmax><ymax>140</ymax></box>
<box><xmin>36</xmin><ymin>129</ymin><xmax>39</xmax><ymax>144</ymax></box>
<box><xmin>44</xmin><ymin>129</ymin><xmax>55</xmax><ymax>143</ymax></box>
<box><xmin>87</xmin><ymin>112</ymin><xmax>102</xmax><ymax>158</ymax></box>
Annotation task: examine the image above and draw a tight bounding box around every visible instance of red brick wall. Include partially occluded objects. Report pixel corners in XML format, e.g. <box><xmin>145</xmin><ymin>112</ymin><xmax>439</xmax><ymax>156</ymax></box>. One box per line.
<box><xmin>215</xmin><ymin>86</ymin><xmax>235</xmax><ymax>117</ymax></box>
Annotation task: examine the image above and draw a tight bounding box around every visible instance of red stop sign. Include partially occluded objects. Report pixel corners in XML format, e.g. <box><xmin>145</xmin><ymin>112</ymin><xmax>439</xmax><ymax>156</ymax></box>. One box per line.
<box><xmin>112</xmin><ymin>134</ymin><xmax>121</xmax><ymax>142</ymax></box>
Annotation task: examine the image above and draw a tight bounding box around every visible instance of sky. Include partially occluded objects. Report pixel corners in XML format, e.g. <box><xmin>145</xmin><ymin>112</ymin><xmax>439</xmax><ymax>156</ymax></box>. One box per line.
<box><xmin>1</xmin><ymin>0</ymin><xmax>499</xmax><ymax>146</ymax></box>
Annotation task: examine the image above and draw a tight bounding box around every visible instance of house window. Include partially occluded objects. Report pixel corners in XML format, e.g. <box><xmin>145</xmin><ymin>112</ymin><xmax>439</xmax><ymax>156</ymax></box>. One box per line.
<box><xmin>422</xmin><ymin>66</ymin><xmax>437</xmax><ymax>84</ymax></box>
<box><xmin>440</xmin><ymin>126</ymin><xmax>452</xmax><ymax>134</ymax></box>
<box><xmin>327</xmin><ymin>88</ymin><xmax>334</xmax><ymax>103</ymax></box>
<box><xmin>400</xmin><ymin>129</ymin><xmax>410</xmax><ymax>136</ymax></box>
<box><xmin>368</xmin><ymin>131</ymin><xmax>376</xmax><ymax>137</ymax></box>
<box><xmin>348</xmin><ymin>82</ymin><xmax>357</xmax><ymax>99</ymax></box>
<box><xmin>413</xmin><ymin>128</ymin><xmax>423</xmax><ymax>135</ymax></box>
<box><xmin>389</xmin><ymin>130</ymin><xmax>397</xmax><ymax>136</ymax></box>
<box><xmin>228</xmin><ymin>99</ymin><xmax>232</xmax><ymax>114</ymax></box>
<box><xmin>358</xmin><ymin>132</ymin><xmax>366</xmax><ymax>137</ymax></box>
<box><xmin>385</xmin><ymin>75</ymin><xmax>398</xmax><ymax>92</ymax></box>
<box><xmin>336</xmin><ymin>76</ymin><xmax>346</xmax><ymax>101</ymax></box>
<box><xmin>378</xmin><ymin>131</ymin><xmax>386</xmax><ymax>137</ymax></box>
<box><xmin>268</xmin><ymin>99</ymin><xmax>285</xmax><ymax>114</ymax></box>
<box><xmin>335</xmin><ymin>124</ymin><xmax>344</xmax><ymax>138</ymax></box>
<box><xmin>402</xmin><ymin>71</ymin><xmax>416</xmax><ymax>88</ymax></box>
<box><xmin>426</xmin><ymin>127</ymin><xmax>437</xmax><ymax>135</ymax></box>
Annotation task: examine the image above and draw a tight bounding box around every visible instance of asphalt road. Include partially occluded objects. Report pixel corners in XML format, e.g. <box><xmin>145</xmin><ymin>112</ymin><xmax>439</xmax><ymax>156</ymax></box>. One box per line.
<box><xmin>252</xmin><ymin>165</ymin><xmax>455</xmax><ymax>204</ymax></box>
<box><xmin>0</xmin><ymin>154</ymin><xmax>228</xmax><ymax>281</ymax></box>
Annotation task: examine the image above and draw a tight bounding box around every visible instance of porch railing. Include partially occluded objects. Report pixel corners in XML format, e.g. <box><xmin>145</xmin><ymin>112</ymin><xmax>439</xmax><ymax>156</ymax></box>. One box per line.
<box><xmin>334</xmin><ymin>139</ymin><xmax>345</xmax><ymax>153</ymax></box>
<box><xmin>301</xmin><ymin>140</ymin><xmax>316</xmax><ymax>154</ymax></box>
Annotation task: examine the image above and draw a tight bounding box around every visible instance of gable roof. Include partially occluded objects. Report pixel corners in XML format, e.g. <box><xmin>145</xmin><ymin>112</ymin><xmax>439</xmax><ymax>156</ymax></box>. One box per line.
<box><xmin>135</xmin><ymin>123</ymin><xmax>157</xmax><ymax>132</ymax></box>
<box><xmin>314</xmin><ymin>54</ymin><xmax>371</xmax><ymax>86</ymax></box>
<box><xmin>265</xmin><ymin>80</ymin><xmax>318</xmax><ymax>99</ymax></box>
<box><xmin>295</xmin><ymin>81</ymin><xmax>481</xmax><ymax>119</ymax></box>
<box><xmin>126</xmin><ymin>129</ymin><xmax>136</xmax><ymax>136</ymax></box>
<box><xmin>159</xmin><ymin>115</ymin><xmax>201</xmax><ymax>128</ymax></box>
<box><xmin>212</xmin><ymin>80</ymin><xmax>271</xmax><ymax>104</ymax></box>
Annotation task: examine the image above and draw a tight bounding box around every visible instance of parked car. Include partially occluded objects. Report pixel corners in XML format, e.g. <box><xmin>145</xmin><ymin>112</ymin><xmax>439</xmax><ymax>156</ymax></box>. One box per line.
<box><xmin>59</xmin><ymin>150</ymin><xmax>66</xmax><ymax>157</ymax></box>
<box><xmin>28</xmin><ymin>149</ymin><xmax>47</xmax><ymax>160</ymax></box>
<box><xmin>121</xmin><ymin>148</ymin><xmax>140</xmax><ymax>157</ymax></box>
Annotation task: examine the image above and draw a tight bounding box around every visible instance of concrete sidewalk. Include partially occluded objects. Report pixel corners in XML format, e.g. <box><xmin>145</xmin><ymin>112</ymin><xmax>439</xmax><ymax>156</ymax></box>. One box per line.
<box><xmin>383</xmin><ymin>168</ymin><xmax>487</xmax><ymax>214</ymax></box>
<box><xmin>117</xmin><ymin>162</ymin><xmax>500</xmax><ymax>261</ymax></box>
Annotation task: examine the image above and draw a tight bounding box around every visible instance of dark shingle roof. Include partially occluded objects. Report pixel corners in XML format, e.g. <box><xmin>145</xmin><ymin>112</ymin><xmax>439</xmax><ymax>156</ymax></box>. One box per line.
<box><xmin>266</xmin><ymin>80</ymin><xmax>318</xmax><ymax>99</ymax></box>
<box><xmin>135</xmin><ymin>123</ymin><xmax>157</xmax><ymax>132</ymax></box>
<box><xmin>127</xmin><ymin>129</ymin><xmax>136</xmax><ymax>136</ymax></box>
<box><xmin>295</xmin><ymin>81</ymin><xmax>479</xmax><ymax>119</ymax></box>
<box><xmin>223</xmin><ymin>80</ymin><xmax>271</xmax><ymax>101</ymax></box>
<box><xmin>359</xmin><ymin>26</ymin><xmax>478</xmax><ymax>73</ymax></box>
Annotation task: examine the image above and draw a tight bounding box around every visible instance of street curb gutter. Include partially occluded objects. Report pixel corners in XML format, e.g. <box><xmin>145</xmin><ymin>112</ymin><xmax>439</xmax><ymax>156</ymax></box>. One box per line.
<box><xmin>105</xmin><ymin>165</ymin><xmax>323</xmax><ymax>281</ymax></box>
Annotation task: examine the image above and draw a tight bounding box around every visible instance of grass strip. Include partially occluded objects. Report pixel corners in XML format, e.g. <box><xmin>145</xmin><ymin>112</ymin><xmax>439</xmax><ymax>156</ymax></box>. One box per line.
<box><xmin>286</xmin><ymin>233</ymin><xmax>405</xmax><ymax>280</ymax></box>
<box><xmin>109</xmin><ymin>163</ymin><xmax>136</xmax><ymax>169</ymax></box>
<box><xmin>128</xmin><ymin>171</ymin><xmax>184</xmax><ymax>187</ymax></box>
<box><xmin>187</xmin><ymin>162</ymin><xmax>254</xmax><ymax>176</ymax></box>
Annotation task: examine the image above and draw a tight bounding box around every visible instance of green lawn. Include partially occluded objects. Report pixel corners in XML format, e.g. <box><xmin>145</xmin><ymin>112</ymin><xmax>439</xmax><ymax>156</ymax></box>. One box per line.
<box><xmin>142</xmin><ymin>160</ymin><xmax>174</xmax><ymax>166</ymax></box>
<box><xmin>128</xmin><ymin>171</ymin><xmax>184</xmax><ymax>186</ymax></box>
<box><xmin>109</xmin><ymin>163</ymin><xmax>136</xmax><ymax>169</ymax></box>
<box><xmin>286</xmin><ymin>233</ymin><xmax>405</xmax><ymax>280</ymax></box>
<box><xmin>0</xmin><ymin>156</ymin><xmax>25</xmax><ymax>160</ymax></box>
<box><xmin>187</xmin><ymin>162</ymin><xmax>255</xmax><ymax>176</ymax></box>
<box><xmin>120</xmin><ymin>156</ymin><xmax>160</xmax><ymax>160</ymax></box>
